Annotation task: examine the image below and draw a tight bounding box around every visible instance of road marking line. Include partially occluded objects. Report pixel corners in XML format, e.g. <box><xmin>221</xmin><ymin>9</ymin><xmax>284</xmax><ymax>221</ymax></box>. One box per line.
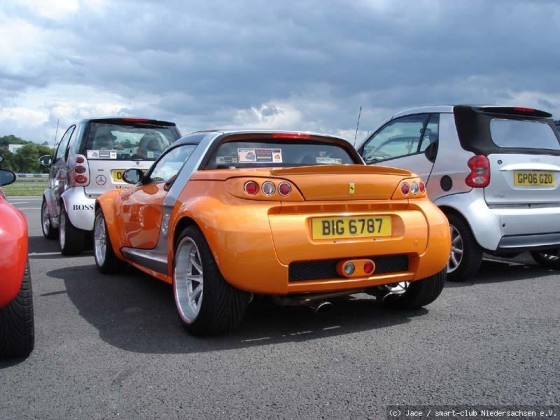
<box><xmin>30</xmin><ymin>252</ymin><xmax>61</xmax><ymax>256</ymax></box>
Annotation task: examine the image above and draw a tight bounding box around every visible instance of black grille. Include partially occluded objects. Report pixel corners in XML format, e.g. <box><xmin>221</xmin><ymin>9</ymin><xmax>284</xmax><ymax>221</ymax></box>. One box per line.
<box><xmin>288</xmin><ymin>255</ymin><xmax>409</xmax><ymax>282</ymax></box>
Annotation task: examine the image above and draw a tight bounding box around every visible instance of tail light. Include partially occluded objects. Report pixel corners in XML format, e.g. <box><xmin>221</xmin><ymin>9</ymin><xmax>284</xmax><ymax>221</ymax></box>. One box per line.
<box><xmin>392</xmin><ymin>178</ymin><xmax>427</xmax><ymax>199</ymax></box>
<box><xmin>72</xmin><ymin>154</ymin><xmax>90</xmax><ymax>185</ymax></box>
<box><xmin>244</xmin><ymin>179</ymin><xmax>293</xmax><ymax>198</ymax></box>
<box><xmin>465</xmin><ymin>155</ymin><xmax>490</xmax><ymax>188</ymax></box>
<box><xmin>243</xmin><ymin>181</ymin><xmax>259</xmax><ymax>195</ymax></box>
<box><xmin>235</xmin><ymin>178</ymin><xmax>301</xmax><ymax>200</ymax></box>
<box><xmin>261</xmin><ymin>181</ymin><xmax>276</xmax><ymax>196</ymax></box>
<box><xmin>278</xmin><ymin>182</ymin><xmax>292</xmax><ymax>196</ymax></box>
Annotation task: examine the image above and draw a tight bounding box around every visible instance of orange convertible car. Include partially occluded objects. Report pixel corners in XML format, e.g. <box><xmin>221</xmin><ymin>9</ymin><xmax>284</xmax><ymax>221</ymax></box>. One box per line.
<box><xmin>94</xmin><ymin>130</ymin><xmax>451</xmax><ymax>336</ymax></box>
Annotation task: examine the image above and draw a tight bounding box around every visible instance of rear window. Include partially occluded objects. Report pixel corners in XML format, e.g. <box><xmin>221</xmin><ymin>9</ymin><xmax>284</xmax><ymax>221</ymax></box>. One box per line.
<box><xmin>490</xmin><ymin>119</ymin><xmax>560</xmax><ymax>150</ymax></box>
<box><xmin>205</xmin><ymin>141</ymin><xmax>356</xmax><ymax>169</ymax></box>
<box><xmin>84</xmin><ymin>122</ymin><xmax>177</xmax><ymax>161</ymax></box>
<box><xmin>454</xmin><ymin>105</ymin><xmax>560</xmax><ymax>155</ymax></box>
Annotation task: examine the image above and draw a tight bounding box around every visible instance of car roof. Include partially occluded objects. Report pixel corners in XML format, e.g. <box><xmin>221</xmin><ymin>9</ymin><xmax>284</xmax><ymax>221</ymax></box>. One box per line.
<box><xmin>389</xmin><ymin>104</ymin><xmax>552</xmax><ymax>119</ymax></box>
<box><xmin>77</xmin><ymin>117</ymin><xmax>177</xmax><ymax>126</ymax></box>
<box><xmin>391</xmin><ymin>105</ymin><xmax>456</xmax><ymax>119</ymax></box>
<box><xmin>171</xmin><ymin>129</ymin><xmax>364</xmax><ymax>168</ymax></box>
<box><xmin>189</xmin><ymin>128</ymin><xmax>345</xmax><ymax>138</ymax></box>
<box><xmin>175</xmin><ymin>129</ymin><xmax>353</xmax><ymax>145</ymax></box>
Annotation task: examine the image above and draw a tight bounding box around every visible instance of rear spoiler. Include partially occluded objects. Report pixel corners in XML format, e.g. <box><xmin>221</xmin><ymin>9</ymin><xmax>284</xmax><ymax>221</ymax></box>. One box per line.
<box><xmin>474</xmin><ymin>106</ymin><xmax>552</xmax><ymax>119</ymax></box>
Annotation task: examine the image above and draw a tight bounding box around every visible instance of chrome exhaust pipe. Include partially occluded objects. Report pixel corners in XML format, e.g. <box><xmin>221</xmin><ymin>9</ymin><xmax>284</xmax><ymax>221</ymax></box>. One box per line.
<box><xmin>272</xmin><ymin>289</ymin><xmax>364</xmax><ymax>307</ymax></box>
<box><xmin>309</xmin><ymin>301</ymin><xmax>333</xmax><ymax>314</ymax></box>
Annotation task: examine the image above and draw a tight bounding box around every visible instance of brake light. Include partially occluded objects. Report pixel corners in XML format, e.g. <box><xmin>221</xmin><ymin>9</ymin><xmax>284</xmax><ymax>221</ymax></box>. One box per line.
<box><xmin>243</xmin><ymin>181</ymin><xmax>259</xmax><ymax>195</ymax></box>
<box><xmin>271</xmin><ymin>132</ymin><xmax>312</xmax><ymax>139</ymax></box>
<box><xmin>401</xmin><ymin>181</ymin><xmax>424</xmax><ymax>196</ymax></box>
<box><xmin>392</xmin><ymin>178</ymin><xmax>427</xmax><ymax>199</ymax></box>
<box><xmin>121</xmin><ymin>118</ymin><xmax>150</xmax><ymax>122</ymax></box>
<box><xmin>72</xmin><ymin>154</ymin><xmax>89</xmax><ymax>186</ymax></box>
<box><xmin>513</xmin><ymin>107</ymin><xmax>535</xmax><ymax>113</ymax></box>
<box><xmin>278</xmin><ymin>182</ymin><xmax>292</xmax><ymax>196</ymax></box>
<box><xmin>242</xmin><ymin>179</ymin><xmax>293</xmax><ymax>198</ymax></box>
<box><xmin>465</xmin><ymin>155</ymin><xmax>490</xmax><ymax>187</ymax></box>
<box><xmin>401</xmin><ymin>183</ymin><xmax>410</xmax><ymax>195</ymax></box>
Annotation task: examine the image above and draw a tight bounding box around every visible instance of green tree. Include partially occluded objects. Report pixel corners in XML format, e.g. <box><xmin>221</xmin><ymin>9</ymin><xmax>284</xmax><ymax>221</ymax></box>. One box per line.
<box><xmin>12</xmin><ymin>143</ymin><xmax>51</xmax><ymax>173</ymax></box>
<box><xmin>0</xmin><ymin>147</ymin><xmax>15</xmax><ymax>171</ymax></box>
<box><xmin>0</xmin><ymin>135</ymin><xmax>52</xmax><ymax>172</ymax></box>
<box><xmin>0</xmin><ymin>135</ymin><xmax>27</xmax><ymax>148</ymax></box>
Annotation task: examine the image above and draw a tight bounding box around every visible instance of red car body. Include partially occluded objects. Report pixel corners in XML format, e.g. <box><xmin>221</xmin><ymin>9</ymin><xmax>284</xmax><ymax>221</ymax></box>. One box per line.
<box><xmin>0</xmin><ymin>190</ymin><xmax>28</xmax><ymax>307</ymax></box>
<box><xmin>0</xmin><ymin>167</ymin><xmax>34</xmax><ymax>358</ymax></box>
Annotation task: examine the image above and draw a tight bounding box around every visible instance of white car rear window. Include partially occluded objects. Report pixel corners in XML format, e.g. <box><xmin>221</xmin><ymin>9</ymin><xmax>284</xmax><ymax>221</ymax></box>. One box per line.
<box><xmin>86</xmin><ymin>123</ymin><xmax>176</xmax><ymax>161</ymax></box>
<box><xmin>490</xmin><ymin>119</ymin><xmax>560</xmax><ymax>150</ymax></box>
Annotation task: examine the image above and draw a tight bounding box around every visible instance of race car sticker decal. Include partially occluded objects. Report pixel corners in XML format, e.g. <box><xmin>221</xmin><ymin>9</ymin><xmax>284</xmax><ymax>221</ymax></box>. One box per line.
<box><xmin>316</xmin><ymin>157</ymin><xmax>343</xmax><ymax>164</ymax></box>
<box><xmin>216</xmin><ymin>156</ymin><xmax>238</xmax><ymax>165</ymax></box>
<box><xmin>238</xmin><ymin>148</ymin><xmax>283</xmax><ymax>163</ymax></box>
<box><xmin>86</xmin><ymin>150</ymin><xmax>117</xmax><ymax>159</ymax></box>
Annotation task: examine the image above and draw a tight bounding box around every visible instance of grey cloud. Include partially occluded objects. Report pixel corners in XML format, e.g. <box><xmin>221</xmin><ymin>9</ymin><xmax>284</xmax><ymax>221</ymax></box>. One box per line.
<box><xmin>1</xmin><ymin>0</ymin><xmax>560</xmax><ymax>141</ymax></box>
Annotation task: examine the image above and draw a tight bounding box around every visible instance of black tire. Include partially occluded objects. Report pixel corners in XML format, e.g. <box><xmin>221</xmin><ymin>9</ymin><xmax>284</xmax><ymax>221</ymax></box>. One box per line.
<box><xmin>41</xmin><ymin>199</ymin><xmax>57</xmax><ymax>239</ymax></box>
<box><xmin>385</xmin><ymin>268</ymin><xmax>446</xmax><ymax>309</ymax></box>
<box><xmin>93</xmin><ymin>208</ymin><xmax>124</xmax><ymax>274</ymax></box>
<box><xmin>59</xmin><ymin>206</ymin><xmax>84</xmax><ymax>256</ymax></box>
<box><xmin>446</xmin><ymin>213</ymin><xmax>483</xmax><ymax>282</ymax></box>
<box><xmin>531</xmin><ymin>249</ymin><xmax>560</xmax><ymax>269</ymax></box>
<box><xmin>173</xmin><ymin>226</ymin><xmax>250</xmax><ymax>336</ymax></box>
<box><xmin>0</xmin><ymin>260</ymin><xmax>35</xmax><ymax>358</ymax></box>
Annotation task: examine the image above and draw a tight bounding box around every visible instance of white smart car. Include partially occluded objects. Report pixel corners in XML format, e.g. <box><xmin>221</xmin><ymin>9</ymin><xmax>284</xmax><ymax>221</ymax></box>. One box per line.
<box><xmin>357</xmin><ymin>105</ymin><xmax>560</xmax><ymax>281</ymax></box>
<box><xmin>40</xmin><ymin>117</ymin><xmax>181</xmax><ymax>255</ymax></box>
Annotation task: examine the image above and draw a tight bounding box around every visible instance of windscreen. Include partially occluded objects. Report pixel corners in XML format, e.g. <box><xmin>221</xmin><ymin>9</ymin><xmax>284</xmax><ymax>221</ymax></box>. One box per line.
<box><xmin>205</xmin><ymin>140</ymin><xmax>356</xmax><ymax>169</ymax></box>
<box><xmin>84</xmin><ymin>122</ymin><xmax>177</xmax><ymax>161</ymax></box>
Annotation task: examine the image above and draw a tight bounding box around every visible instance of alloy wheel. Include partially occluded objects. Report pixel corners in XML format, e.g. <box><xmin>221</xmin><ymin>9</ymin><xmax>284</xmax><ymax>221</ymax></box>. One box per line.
<box><xmin>94</xmin><ymin>214</ymin><xmax>107</xmax><ymax>266</ymax></box>
<box><xmin>174</xmin><ymin>237</ymin><xmax>204</xmax><ymax>323</ymax></box>
<box><xmin>41</xmin><ymin>203</ymin><xmax>50</xmax><ymax>235</ymax></box>
<box><xmin>448</xmin><ymin>224</ymin><xmax>463</xmax><ymax>273</ymax></box>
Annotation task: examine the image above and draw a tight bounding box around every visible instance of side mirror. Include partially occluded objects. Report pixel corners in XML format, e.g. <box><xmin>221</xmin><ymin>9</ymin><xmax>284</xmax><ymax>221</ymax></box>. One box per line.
<box><xmin>122</xmin><ymin>168</ymin><xmax>144</xmax><ymax>184</ymax></box>
<box><xmin>0</xmin><ymin>169</ymin><xmax>16</xmax><ymax>187</ymax></box>
<box><xmin>0</xmin><ymin>153</ymin><xmax>4</xmax><ymax>163</ymax></box>
<box><xmin>39</xmin><ymin>155</ymin><xmax>53</xmax><ymax>166</ymax></box>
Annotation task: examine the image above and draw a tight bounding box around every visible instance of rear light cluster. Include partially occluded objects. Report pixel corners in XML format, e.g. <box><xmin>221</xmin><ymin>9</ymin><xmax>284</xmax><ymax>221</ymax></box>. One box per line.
<box><xmin>465</xmin><ymin>155</ymin><xmax>490</xmax><ymax>188</ymax></box>
<box><xmin>73</xmin><ymin>155</ymin><xmax>90</xmax><ymax>185</ymax></box>
<box><xmin>337</xmin><ymin>259</ymin><xmax>376</xmax><ymax>278</ymax></box>
<box><xmin>400</xmin><ymin>180</ymin><xmax>425</xmax><ymax>196</ymax></box>
<box><xmin>243</xmin><ymin>180</ymin><xmax>293</xmax><ymax>197</ymax></box>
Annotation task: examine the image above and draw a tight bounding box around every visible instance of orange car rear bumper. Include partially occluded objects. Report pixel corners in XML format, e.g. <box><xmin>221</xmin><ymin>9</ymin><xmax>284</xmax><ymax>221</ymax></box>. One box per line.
<box><xmin>198</xmin><ymin>200</ymin><xmax>450</xmax><ymax>295</ymax></box>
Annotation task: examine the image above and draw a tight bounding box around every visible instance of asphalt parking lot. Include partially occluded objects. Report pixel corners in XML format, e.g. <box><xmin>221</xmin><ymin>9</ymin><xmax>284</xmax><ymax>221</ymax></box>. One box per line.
<box><xmin>1</xmin><ymin>197</ymin><xmax>559</xmax><ymax>420</ymax></box>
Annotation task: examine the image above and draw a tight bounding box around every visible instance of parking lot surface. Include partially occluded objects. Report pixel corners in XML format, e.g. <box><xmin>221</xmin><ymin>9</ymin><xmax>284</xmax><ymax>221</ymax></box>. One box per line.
<box><xmin>1</xmin><ymin>197</ymin><xmax>559</xmax><ymax>419</ymax></box>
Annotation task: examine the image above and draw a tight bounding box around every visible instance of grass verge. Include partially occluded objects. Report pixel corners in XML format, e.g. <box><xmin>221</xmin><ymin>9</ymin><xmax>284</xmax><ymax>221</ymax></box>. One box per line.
<box><xmin>3</xmin><ymin>178</ymin><xmax>47</xmax><ymax>197</ymax></box>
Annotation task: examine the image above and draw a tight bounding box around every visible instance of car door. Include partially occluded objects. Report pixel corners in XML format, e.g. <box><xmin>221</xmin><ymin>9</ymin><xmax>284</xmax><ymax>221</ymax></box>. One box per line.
<box><xmin>50</xmin><ymin>125</ymin><xmax>76</xmax><ymax>214</ymax></box>
<box><xmin>359</xmin><ymin>113</ymin><xmax>439</xmax><ymax>185</ymax></box>
<box><xmin>118</xmin><ymin>144</ymin><xmax>197</xmax><ymax>249</ymax></box>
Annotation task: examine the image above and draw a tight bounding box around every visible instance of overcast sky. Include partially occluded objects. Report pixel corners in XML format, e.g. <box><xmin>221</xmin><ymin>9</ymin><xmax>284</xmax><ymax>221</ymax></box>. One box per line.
<box><xmin>1</xmin><ymin>0</ymin><xmax>559</xmax><ymax>146</ymax></box>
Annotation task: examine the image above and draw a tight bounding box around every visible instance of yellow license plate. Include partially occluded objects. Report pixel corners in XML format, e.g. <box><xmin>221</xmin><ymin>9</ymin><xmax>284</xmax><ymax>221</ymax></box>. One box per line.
<box><xmin>311</xmin><ymin>216</ymin><xmax>392</xmax><ymax>239</ymax></box>
<box><xmin>111</xmin><ymin>170</ymin><xmax>125</xmax><ymax>182</ymax></box>
<box><xmin>514</xmin><ymin>171</ymin><xmax>555</xmax><ymax>187</ymax></box>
